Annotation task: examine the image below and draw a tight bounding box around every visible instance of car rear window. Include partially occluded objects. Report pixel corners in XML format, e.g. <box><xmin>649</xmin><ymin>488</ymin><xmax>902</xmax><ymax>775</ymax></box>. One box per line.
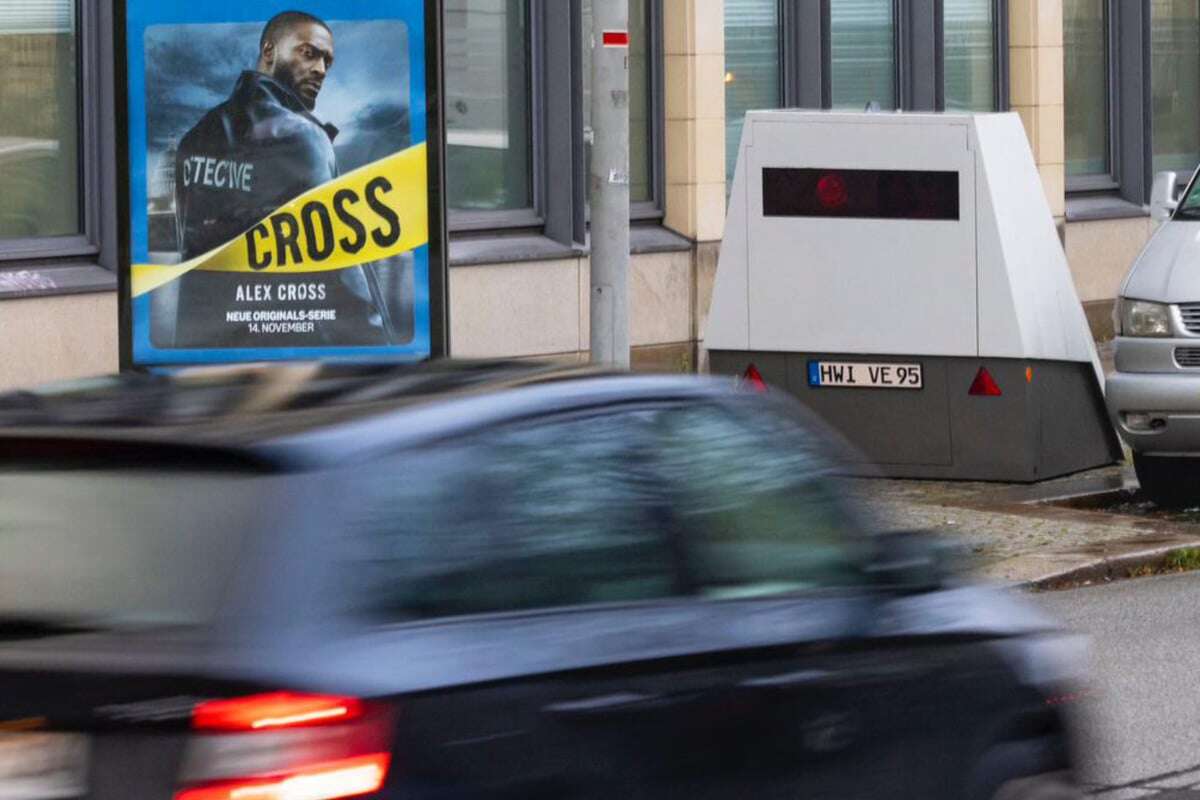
<box><xmin>0</xmin><ymin>468</ymin><xmax>263</xmax><ymax>629</ymax></box>
<box><xmin>340</xmin><ymin>411</ymin><xmax>682</xmax><ymax>621</ymax></box>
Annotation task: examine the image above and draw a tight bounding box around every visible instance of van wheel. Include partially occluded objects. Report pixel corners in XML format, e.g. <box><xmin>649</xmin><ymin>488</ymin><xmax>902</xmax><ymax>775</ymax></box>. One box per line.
<box><xmin>1134</xmin><ymin>453</ymin><xmax>1200</xmax><ymax>508</ymax></box>
<box><xmin>992</xmin><ymin>773</ymin><xmax>1082</xmax><ymax>800</ymax></box>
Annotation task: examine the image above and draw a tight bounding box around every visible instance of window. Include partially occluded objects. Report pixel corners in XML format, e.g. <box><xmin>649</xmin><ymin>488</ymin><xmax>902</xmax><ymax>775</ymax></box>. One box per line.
<box><xmin>0</xmin><ymin>468</ymin><xmax>260</xmax><ymax>628</ymax></box>
<box><xmin>1064</xmin><ymin>0</ymin><xmax>1111</xmax><ymax>180</ymax></box>
<box><xmin>944</xmin><ymin>0</ymin><xmax>997</xmax><ymax>111</ymax></box>
<box><xmin>1062</xmin><ymin>2</ymin><xmax>1175</xmax><ymax>206</ymax></box>
<box><xmin>0</xmin><ymin>0</ymin><xmax>80</xmax><ymax>240</ymax></box>
<box><xmin>830</xmin><ymin>0</ymin><xmax>896</xmax><ymax>111</ymax></box>
<box><xmin>442</xmin><ymin>0</ymin><xmax>664</xmax><ymax>245</ymax></box>
<box><xmin>1151</xmin><ymin>1</ymin><xmax>1200</xmax><ymax>175</ymax></box>
<box><xmin>724</xmin><ymin>0</ymin><xmax>781</xmax><ymax>189</ymax></box>
<box><xmin>583</xmin><ymin>0</ymin><xmax>654</xmax><ymax>205</ymax></box>
<box><xmin>444</xmin><ymin>0</ymin><xmax>533</xmax><ymax>215</ymax></box>
<box><xmin>344</xmin><ymin>411</ymin><xmax>679</xmax><ymax>621</ymax></box>
<box><xmin>655</xmin><ymin>405</ymin><xmax>865</xmax><ymax>597</ymax></box>
<box><xmin>1174</xmin><ymin>176</ymin><xmax>1200</xmax><ymax>217</ymax></box>
<box><xmin>0</xmin><ymin>0</ymin><xmax>116</xmax><ymax>297</ymax></box>
<box><xmin>735</xmin><ymin>2</ymin><xmax>1004</xmax><ymax>127</ymax></box>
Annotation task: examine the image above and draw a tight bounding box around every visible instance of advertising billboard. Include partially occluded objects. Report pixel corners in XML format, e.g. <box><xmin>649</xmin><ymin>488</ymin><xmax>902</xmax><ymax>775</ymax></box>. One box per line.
<box><xmin>118</xmin><ymin>0</ymin><xmax>446</xmax><ymax>367</ymax></box>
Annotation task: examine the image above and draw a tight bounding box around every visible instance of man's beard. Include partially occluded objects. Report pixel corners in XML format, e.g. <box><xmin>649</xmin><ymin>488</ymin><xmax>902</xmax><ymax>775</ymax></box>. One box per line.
<box><xmin>272</xmin><ymin>63</ymin><xmax>318</xmax><ymax>110</ymax></box>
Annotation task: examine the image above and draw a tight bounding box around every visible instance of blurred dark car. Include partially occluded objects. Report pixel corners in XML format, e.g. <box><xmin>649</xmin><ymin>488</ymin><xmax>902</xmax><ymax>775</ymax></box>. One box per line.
<box><xmin>0</xmin><ymin>362</ymin><xmax>1086</xmax><ymax>800</ymax></box>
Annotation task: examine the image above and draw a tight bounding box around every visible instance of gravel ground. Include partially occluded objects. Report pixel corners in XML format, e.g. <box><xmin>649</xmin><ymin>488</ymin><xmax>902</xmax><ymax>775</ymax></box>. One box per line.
<box><xmin>834</xmin><ymin>464</ymin><xmax>1200</xmax><ymax>585</ymax></box>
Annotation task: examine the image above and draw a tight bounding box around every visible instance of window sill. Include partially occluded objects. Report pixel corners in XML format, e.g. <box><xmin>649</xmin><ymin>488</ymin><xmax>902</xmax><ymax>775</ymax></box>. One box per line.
<box><xmin>1065</xmin><ymin>194</ymin><xmax>1150</xmax><ymax>223</ymax></box>
<box><xmin>449</xmin><ymin>233</ymin><xmax>585</xmax><ymax>267</ymax></box>
<box><xmin>630</xmin><ymin>225</ymin><xmax>691</xmax><ymax>254</ymax></box>
<box><xmin>449</xmin><ymin>225</ymin><xmax>692</xmax><ymax>267</ymax></box>
<box><xmin>0</xmin><ymin>263</ymin><xmax>116</xmax><ymax>301</ymax></box>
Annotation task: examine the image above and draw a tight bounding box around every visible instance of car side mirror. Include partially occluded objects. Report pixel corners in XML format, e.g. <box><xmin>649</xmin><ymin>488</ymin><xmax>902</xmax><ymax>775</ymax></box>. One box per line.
<box><xmin>864</xmin><ymin>530</ymin><xmax>954</xmax><ymax>594</ymax></box>
<box><xmin>1151</xmin><ymin>171</ymin><xmax>1180</xmax><ymax>224</ymax></box>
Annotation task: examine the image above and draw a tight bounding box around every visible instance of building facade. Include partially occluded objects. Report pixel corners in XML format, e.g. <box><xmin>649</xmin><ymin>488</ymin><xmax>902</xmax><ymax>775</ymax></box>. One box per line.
<box><xmin>0</xmin><ymin>1</ymin><xmax>1188</xmax><ymax>389</ymax></box>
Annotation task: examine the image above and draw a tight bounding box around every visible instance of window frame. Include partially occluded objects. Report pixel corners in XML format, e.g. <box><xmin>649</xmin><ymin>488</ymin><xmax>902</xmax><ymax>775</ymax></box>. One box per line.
<box><xmin>632</xmin><ymin>0</ymin><xmax>666</xmax><ymax>222</ymax></box>
<box><xmin>1140</xmin><ymin>0</ymin><xmax>1200</xmax><ymax>194</ymax></box>
<box><xmin>346</xmin><ymin>400</ymin><xmax>697</xmax><ymax>623</ymax></box>
<box><xmin>447</xmin><ymin>0</ymin><xmax>665</xmax><ymax>247</ymax></box>
<box><xmin>726</xmin><ymin>0</ymin><xmax>787</xmax><ymax>190</ymax></box>
<box><xmin>778</xmin><ymin>0</ymin><xmax>1008</xmax><ymax>113</ymax></box>
<box><xmin>445</xmin><ymin>0</ymin><xmax>543</xmax><ymax>234</ymax></box>
<box><xmin>933</xmin><ymin>0</ymin><xmax>1010</xmax><ymax>112</ymax></box>
<box><xmin>1065</xmin><ymin>0</ymin><xmax>1153</xmax><ymax>208</ymax></box>
<box><xmin>1065</xmin><ymin>0</ymin><xmax>1121</xmax><ymax>192</ymax></box>
<box><xmin>0</xmin><ymin>0</ymin><xmax>118</xmax><ymax>299</ymax></box>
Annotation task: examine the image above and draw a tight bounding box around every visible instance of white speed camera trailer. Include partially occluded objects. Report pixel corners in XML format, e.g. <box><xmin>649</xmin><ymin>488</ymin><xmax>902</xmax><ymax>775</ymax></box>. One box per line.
<box><xmin>707</xmin><ymin>111</ymin><xmax>1121</xmax><ymax>481</ymax></box>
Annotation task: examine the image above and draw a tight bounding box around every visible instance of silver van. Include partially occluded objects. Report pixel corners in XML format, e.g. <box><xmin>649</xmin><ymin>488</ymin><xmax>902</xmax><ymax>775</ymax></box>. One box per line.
<box><xmin>1108</xmin><ymin>171</ymin><xmax>1200</xmax><ymax>504</ymax></box>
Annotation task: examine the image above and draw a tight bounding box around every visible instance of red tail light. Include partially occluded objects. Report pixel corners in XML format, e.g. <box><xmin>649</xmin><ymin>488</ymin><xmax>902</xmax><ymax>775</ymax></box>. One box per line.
<box><xmin>193</xmin><ymin>693</ymin><xmax>363</xmax><ymax>732</ymax></box>
<box><xmin>175</xmin><ymin>754</ymin><xmax>390</xmax><ymax>800</ymax></box>
<box><xmin>178</xmin><ymin>694</ymin><xmax>391</xmax><ymax>800</ymax></box>
<box><xmin>741</xmin><ymin>364</ymin><xmax>769</xmax><ymax>393</ymax></box>
<box><xmin>968</xmin><ymin>367</ymin><xmax>1002</xmax><ymax>397</ymax></box>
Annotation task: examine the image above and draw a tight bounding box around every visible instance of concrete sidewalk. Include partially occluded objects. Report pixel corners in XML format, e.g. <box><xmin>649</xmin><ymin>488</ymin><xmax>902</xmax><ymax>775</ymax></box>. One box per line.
<box><xmin>838</xmin><ymin>463</ymin><xmax>1200</xmax><ymax>588</ymax></box>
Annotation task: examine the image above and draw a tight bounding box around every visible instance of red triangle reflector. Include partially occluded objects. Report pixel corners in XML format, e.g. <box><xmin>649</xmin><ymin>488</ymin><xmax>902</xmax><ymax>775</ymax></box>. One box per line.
<box><xmin>742</xmin><ymin>364</ymin><xmax>768</xmax><ymax>393</ymax></box>
<box><xmin>968</xmin><ymin>367</ymin><xmax>1002</xmax><ymax>397</ymax></box>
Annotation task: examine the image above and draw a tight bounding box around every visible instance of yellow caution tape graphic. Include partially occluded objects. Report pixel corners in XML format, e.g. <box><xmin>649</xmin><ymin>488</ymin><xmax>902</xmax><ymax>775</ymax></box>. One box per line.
<box><xmin>132</xmin><ymin>143</ymin><xmax>428</xmax><ymax>298</ymax></box>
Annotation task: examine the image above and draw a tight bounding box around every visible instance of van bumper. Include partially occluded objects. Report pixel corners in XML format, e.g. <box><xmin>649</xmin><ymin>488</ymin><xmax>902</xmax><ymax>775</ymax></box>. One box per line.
<box><xmin>1106</xmin><ymin>370</ymin><xmax>1200</xmax><ymax>454</ymax></box>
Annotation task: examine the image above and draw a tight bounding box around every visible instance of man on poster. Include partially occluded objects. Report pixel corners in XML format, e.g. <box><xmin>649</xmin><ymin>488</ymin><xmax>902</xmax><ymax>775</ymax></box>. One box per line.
<box><xmin>171</xmin><ymin>10</ymin><xmax>399</xmax><ymax>347</ymax></box>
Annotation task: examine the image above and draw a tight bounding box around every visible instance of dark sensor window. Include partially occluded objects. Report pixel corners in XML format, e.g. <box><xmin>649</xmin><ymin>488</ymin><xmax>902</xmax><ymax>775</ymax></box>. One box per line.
<box><xmin>762</xmin><ymin>167</ymin><xmax>960</xmax><ymax>220</ymax></box>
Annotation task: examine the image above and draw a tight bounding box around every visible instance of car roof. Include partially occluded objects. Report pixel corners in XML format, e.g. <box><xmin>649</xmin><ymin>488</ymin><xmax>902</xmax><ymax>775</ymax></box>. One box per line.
<box><xmin>0</xmin><ymin>360</ymin><xmax>741</xmax><ymax>471</ymax></box>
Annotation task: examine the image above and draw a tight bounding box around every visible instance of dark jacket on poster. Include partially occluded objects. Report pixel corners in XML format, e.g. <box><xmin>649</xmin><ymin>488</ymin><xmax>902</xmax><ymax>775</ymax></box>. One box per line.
<box><xmin>169</xmin><ymin>71</ymin><xmax>398</xmax><ymax>349</ymax></box>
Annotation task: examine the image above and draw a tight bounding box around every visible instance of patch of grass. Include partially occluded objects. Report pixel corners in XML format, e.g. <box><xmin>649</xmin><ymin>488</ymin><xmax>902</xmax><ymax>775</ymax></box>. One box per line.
<box><xmin>1164</xmin><ymin>548</ymin><xmax>1200</xmax><ymax>573</ymax></box>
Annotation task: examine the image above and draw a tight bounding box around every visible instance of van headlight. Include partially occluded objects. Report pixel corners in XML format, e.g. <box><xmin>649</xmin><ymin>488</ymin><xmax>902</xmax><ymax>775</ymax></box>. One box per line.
<box><xmin>1118</xmin><ymin>298</ymin><xmax>1173</xmax><ymax>337</ymax></box>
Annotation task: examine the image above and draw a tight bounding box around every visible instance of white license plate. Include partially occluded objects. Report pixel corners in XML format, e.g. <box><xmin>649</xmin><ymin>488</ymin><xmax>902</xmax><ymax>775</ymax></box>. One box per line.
<box><xmin>0</xmin><ymin>734</ymin><xmax>89</xmax><ymax>800</ymax></box>
<box><xmin>807</xmin><ymin>361</ymin><xmax>923</xmax><ymax>390</ymax></box>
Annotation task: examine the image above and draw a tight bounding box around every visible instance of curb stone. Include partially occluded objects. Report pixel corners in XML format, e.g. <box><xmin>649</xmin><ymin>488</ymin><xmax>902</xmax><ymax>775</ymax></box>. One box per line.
<box><xmin>1024</xmin><ymin>540</ymin><xmax>1200</xmax><ymax>592</ymax></box>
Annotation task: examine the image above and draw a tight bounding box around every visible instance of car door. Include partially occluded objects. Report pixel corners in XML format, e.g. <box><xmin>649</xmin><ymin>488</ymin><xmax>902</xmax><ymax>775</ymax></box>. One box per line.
<box><xmin>644</xmin><ymin>399</ymin><xmax>961</xmax><ymax>799</ymax></box>
<box><xmin>335</xmin><ymin>405</ymin><xmax>706</xmax><ymax>797</ymax></box>
<box><xmin>408</xmin><ymin>397</ymin><xmax>907</xmax><ymax>800</ymax></box>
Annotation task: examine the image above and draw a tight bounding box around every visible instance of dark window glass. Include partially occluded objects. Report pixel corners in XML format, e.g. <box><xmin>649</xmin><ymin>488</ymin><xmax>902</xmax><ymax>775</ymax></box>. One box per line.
<box><xmin>830</xmin><ymin>0</ymin><xmax>896</xmax><ymax>111</ymax></box>
<box><xmin>724</xmin><ymin>0</ymin><xmax>781</xmax><ymax>191</ymax></box>
<box><xmin>944</xmin><ymin>0</ymin><xmax>996</xmax><ymax>111</ymax></box>
<box><xmin>654</xmin><ymin>405</ymin><xmax>865</xmax><ymax>597</ymax></box>
<box><xmin>762</xmin><ymin>168</ymin><xmax>960</xmax><ymax>220</ymax></box>
<box><xmin>1151</xmin><ymin>1</ymin><xmax>1200</xmax><ymax>175</ymax></box>
<box><xmin>444</xmin><ymin>0</ymin><xmax>533</xmax><ymax>213</ymax></box>
<box><xmin>0</xmin><ymin>0</ymin><xmax>80</xmax><ymax>239</ymax></box>
<box><xmin>0</xmin><ymin>470</ymin><xmax>259</xmax><ymax>628</ymax></box>
<box><xmin>1064</xmin><ymin>0</ymin><xmax>1110</xmax><ymax>177</ymax></box>
<box><xmin>344</xmin><ymin>412</ymin><xmax>679</xmax><ymax>621</ymax></box>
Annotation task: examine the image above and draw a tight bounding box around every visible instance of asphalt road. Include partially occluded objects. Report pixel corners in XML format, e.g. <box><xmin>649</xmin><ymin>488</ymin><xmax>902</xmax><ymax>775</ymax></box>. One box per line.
<box><xmin>1034</xmin><ymin>572</ymin><xmax>1200</xmax><ymax>798</ymax></box>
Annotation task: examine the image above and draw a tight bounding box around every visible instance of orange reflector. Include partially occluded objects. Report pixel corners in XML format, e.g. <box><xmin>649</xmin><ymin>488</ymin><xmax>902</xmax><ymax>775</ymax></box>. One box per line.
<box><xmin>1026</xmin><ymin>367</ymin><xmax>1034</xmax><ymax>383</ymax></box>
<box><xmin>968</xmin><ymin>367</ymin><xmax>1003</xmax><ymax>397</ymax></box>
<box><xmin>742</xmin><ymin>364</ymin><xmax>768</xmax><ymax>393</ymax></box>
<box><xmin>193</xmin><ymin>693</ymin><xmax>363</xmax><ymax>732</ymax></box>
<box><xmin>174</xmin><ymin>754</ymin><xmax>390</xmax><ymax>800</ymax></box>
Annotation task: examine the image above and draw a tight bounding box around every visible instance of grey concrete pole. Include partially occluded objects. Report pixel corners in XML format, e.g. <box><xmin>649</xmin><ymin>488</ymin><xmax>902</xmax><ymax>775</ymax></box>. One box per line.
<box><xmin>589</xmin><ymin>0</ymin><xmax>631</xmax><ymax>369</ymax></box>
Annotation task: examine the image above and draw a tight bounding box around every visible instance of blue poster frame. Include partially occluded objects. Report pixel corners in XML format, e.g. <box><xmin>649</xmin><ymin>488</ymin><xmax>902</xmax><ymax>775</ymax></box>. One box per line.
<box><xmin>116</xmin><ymin>0</ymin><xmax>448</xmax><ymax>368</ymax></box>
